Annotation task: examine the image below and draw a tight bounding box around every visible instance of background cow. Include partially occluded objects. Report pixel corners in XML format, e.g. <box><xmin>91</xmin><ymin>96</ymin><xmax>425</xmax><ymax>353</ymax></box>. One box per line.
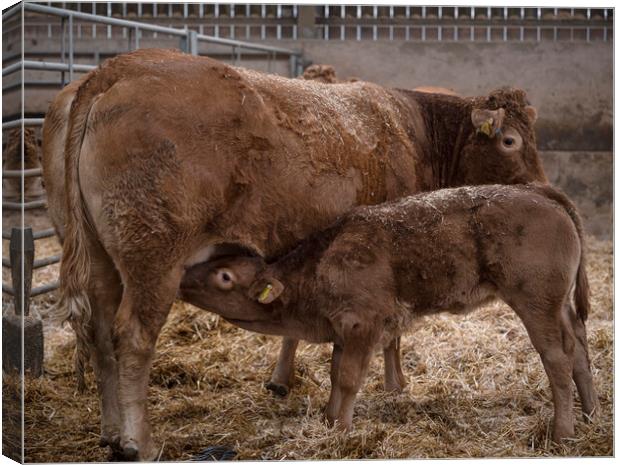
<box><xmin>42</xmin><ymin>48</ymin><xmax>545</xmax><ymax>460</ymax></box>
<box><xmin>2</xmin><ymin>127</ymin><xmax>44</xmax><ymax>202</ymax></box>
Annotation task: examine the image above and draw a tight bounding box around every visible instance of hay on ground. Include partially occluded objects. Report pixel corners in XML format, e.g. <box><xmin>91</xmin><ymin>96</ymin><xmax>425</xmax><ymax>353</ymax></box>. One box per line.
<box><xmin>15</xmin><ymin>237</ymin><xmax>614</xmax><ymax>461</ymax></box>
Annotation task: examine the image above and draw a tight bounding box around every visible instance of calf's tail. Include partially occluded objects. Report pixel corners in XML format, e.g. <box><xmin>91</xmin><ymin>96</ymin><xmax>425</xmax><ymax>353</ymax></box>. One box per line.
<box><xmin>53</xmin><ymin>64</ymin><xmax>118</xmax><ymax>391</ymax></box>
<box><xmin>531</xmin><ymin>183</ymin><xmax>590</xmax><ymax>322</ymax></box>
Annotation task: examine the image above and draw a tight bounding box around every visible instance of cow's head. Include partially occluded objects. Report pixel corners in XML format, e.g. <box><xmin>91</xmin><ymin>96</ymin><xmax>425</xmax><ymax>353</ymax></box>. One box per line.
<box><xmin>457</xmin><ymin>88</ymin><xmax>547</xmax><ymax>186</ymax></box>
<box><xmin>180</xmin><ymin>255</ymin><xmax>286</xmax><ymax>326</ymax></box>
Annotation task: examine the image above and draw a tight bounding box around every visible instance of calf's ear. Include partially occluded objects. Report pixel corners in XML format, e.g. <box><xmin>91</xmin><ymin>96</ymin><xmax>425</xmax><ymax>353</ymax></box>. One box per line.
<box><xmin>471</xmin><ymin>108</ymin><xmax>505</xmax><ymax>137</ymax></box>
<box><xmin>250</xmin><ymin>278</ymin><xmax>285</xmax><ymax>304</ymax></box>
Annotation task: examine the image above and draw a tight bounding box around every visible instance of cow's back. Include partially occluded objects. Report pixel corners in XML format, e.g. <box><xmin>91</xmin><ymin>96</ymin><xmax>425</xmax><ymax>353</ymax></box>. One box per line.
<box><xmin>69</xmin><ymin>49</ymin><xmax>423</xmax><ymax>259</ymax></box>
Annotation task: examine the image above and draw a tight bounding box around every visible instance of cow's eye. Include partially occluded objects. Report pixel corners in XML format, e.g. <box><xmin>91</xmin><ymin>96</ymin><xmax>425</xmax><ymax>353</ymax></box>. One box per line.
<box><xmin>503</xmin><ymin>137</ymin><xmax>515</xmax><ymax>147</ymax></box>
<box><xmin>221</xmin><ymin>272</ymin><xmax>231</xmax><ymax>282</ymax></box>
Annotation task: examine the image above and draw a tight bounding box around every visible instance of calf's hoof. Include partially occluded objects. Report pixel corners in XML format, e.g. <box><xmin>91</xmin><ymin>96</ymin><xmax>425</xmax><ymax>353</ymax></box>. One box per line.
<box><xmin>116</xmin><ymin>439</ymin><xmax>158</xmax><ymax>461</ymax></box>
<box><xmin>552</xmin><ymin>426</ymin><xmax>575</xmax><ymax>444</ymax></box>
<box><xmin>99</xmin><ymin>434</ymin><xmax>121</xmax><ymax>449</ymax></box>
<box><xmin>121</xmin><ymin>443</ymin><xmax>140</xmax><ymax>461</ymax></box>
<box><xmin>265</xmin><ymin>381</ymin><xmax>290</xmax><ymax>397</ymax></box>
<box><xmin>384</xmin><ymin>379</ymin><xmax>406</xmax><ymax>393</ymax></box>
<box><xmin>582</xmin><ymin>399</ymin><xmax>600</xmax><ymax>424</ymax></box>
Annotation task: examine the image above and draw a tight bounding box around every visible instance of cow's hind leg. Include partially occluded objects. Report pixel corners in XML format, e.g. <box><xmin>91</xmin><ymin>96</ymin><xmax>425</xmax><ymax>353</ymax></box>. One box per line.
<box><xmin>113</xmin><ymin>266</ymin><xmax>184</xmax><ymax>461</ymax></box>
<box><xmin>384</xmin><ymin>337</ymin><xmax>407</xmax><ymax>392</ymax></box>
<box><xmin>568</xmin><ymin>304</ymin><xmax>599</xmax><ymax>421</ymax></box>
<box><xmin>87</xmin><ymin>249</ymin><xmax>124</xmax><ymax>454</ymax></box>
<box><xmin>266</xmin><ymin>337</ymin><xmax>299</xmax><ymax>397</ymax></box>
<box><xmin>512</xmin><ymin>298</ymin><xmax>576</xmax><ymax>443</ymax></box>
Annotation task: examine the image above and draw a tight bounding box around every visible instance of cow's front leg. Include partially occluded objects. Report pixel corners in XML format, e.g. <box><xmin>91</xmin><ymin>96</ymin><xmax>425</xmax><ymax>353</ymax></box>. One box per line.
<box><xmin>266</xmin><ymin>337</ymin><xmax>299</xmax><ymax>397</ymax></box>
<box><xmin>112</xmin><ymin>267</ymin><xmax>183</xmax><ymax>461</ymax></box>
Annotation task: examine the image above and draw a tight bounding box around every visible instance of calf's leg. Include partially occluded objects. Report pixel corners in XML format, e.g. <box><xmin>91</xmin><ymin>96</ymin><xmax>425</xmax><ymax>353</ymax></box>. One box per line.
<box><xmin>384</xmin><ymin>337</ymin><xmax>407</xmax><ymax>392</ymax></box>
<box><xmin>266</xmin><ymin>337</ymin><xmax>299</xmax><ymax>397</ymax></box>
<box><xmin>325</xmin><ymin>344</ymin><xmax>343</xmax><ymax>424</ymax></box>
<box><xmin>513</xmin><ymin>301</ymin><xmax>576</xmax><ymax>443</ymax></box>
<box><xmin>335</xmin><ymin>343</ymin><xmax>373</xmax><ymax>429</ymax></box>
<box><xmin>568</xmin><ymin>305</ymin><xmax>599</xmax><ymax>420</ymax></box>
<box><xmin>113</xmin><ymin>266</ymin><xmax>183</xmax><ymax>461</ymax></box>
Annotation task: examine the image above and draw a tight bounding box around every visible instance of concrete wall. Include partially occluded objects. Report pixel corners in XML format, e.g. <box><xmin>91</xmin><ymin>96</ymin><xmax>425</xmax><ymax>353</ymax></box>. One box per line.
<box><xmin>278</xmin><ymin>40</ymin><xmax>613</xmax><ymax>151</ymax></box>
<box><xmin>540</xmin><ymin>151</ymin><xmax>612</xmax><ymax>239</ymax></box>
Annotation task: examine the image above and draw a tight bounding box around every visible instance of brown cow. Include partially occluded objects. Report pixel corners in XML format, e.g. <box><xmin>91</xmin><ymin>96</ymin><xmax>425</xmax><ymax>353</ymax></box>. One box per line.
<box><xmin>290</xmin><ymin>70</ymin><xmax>455</xmax><ymax>392</ymax></box>
<box><xmin>180</xmin><ymin>183</ymin><xmax>598</xmax><ymax>442</ymax></box>
<box><xmin>42</xmin><ymin>48</ymin><xmax>546</xmax><ymax>460</ymax></box>
<box><xmin>2</xmin><ymin>127</ymin><xmax>44</xmax><ymax>201</ymax></box>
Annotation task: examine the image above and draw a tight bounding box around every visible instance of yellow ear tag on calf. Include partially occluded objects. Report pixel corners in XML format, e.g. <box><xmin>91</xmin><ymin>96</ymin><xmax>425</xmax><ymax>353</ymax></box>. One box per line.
<box><xmin>479</xmin><ymin>118</ymin><xmax>494</xmax><ymax>137</ymax></box>
<box><xmin>258</xmin><ymin>284</ymin><xmax>273</xmax><ymax>303</ymax></box>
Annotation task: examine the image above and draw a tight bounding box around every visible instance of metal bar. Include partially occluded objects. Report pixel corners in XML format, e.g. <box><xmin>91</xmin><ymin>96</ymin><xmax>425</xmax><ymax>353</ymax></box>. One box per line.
<box><xmin>21</xmin><ymin>3</ymin><xmax>301</xmax><ymax>67</ymax></box>
<box><xmin>2</xmin><ymin>168</ymin><xmax>43</xmax><ymax>179</ymax></box>
<box><xmin>68</xmin><ymin>14</ymin><xmax>74</xmax><ymax>81</ymax></box>
<box><xmin>2</xmin><ymin>284</ymin><xmax>15</xmax><ymax>296</ymax></box>
<box><xmin>3</xmin><ymin>60</ymin><xmax>96</xmax><ymax>76</ymax></box>
<box><xmin>107</xmin><ymin>2</ymin><xmax>111</xmax><ymax>39</ymax></box>
<box><xmin>4</xmin><ymin>255</ymin><xmax>61</xmax><ymax>270</ymax></box>
<box><xmin>2</xmin><ymin>119</ymin><xmax>45</xmax><ymax>130</ymax></box>
<box><xmin>30</xmin><ymin>282</ymin><xmax>60</xmax><ymax>297</ymax></box>
<box><xmin>33</xmin><ymin>255</ymin><xmax>61</xmax><ymax>269</ymax></box>
<box><xmin>10</xmin><ymin>228</ymin><xmax>34</xmax><ymax>316</ymax></box>
<box><xmin>2</xmin><ymin>2</ymin><xmax>21</xmax><ymax>21</ymax></box>
<box><xmin>60</xmin><ymin>16</ymin><xmax>66</xmax><ymax>85</ymax></box>
<box><xmin>135</xmin><ymin>26</ymin><xmax>140</xmax><ymax>49</ymax></box>
<box><xmin>33</xmin><ymin>229</ymin><xmax>57</xmax><ymax>240</ymax></box>
<box><xmin>2</xmin><ymin>200</ymin><xmax>47</xmax><ymax>211</ymax></box>
<box><xmin>92</xmin><ymin>2</ymin><xmax>96</xmax><ymax>38</ymax></box>
<box><xmin>194</xmin><ymin>33</ymin><xmax>298</xmax><ymax>55</ymax></box>
<box><xmin>24</xmin><ymin>3</ymin><xmax>187</xmax><ymax>37</ymax></box>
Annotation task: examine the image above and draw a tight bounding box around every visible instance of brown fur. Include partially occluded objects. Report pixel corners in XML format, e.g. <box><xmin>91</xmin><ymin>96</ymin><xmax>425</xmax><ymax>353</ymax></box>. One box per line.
<box><xmin>42</xmin><ymin>49</ymin><xmax>547</xmax><ymax>459</ymax></box>
<box><xmin>180</xmin><ymin>183</ymin><xmax>598</xmax><ymax>442</ymax></box>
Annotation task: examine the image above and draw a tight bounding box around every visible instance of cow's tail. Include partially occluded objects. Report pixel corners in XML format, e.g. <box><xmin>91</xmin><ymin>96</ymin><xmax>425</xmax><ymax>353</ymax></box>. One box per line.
<box><xmin>531</xmin><ymin>183</ymin><xmax>590</xmax><ymax>322</ymax></box>
<box><xmin>52</xmin><ymin>66</ymin><xmax>115</xmax><ymax>391</ymax></box>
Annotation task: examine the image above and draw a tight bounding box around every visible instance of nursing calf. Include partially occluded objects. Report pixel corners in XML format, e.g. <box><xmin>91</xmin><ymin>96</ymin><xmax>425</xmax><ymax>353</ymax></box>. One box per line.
<box><xmin>180</xmin><ymin>183</ymin><xmax>598</xmax><ymax>442</ymax></box>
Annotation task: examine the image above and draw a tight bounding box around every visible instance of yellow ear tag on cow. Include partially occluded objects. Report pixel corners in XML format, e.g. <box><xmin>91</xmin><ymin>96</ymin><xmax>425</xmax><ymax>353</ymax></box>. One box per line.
<box><xmin>258</xmin><ymin>284</ymin><xmax>273</xmax><ymax>303</ymax></box>
<box><xmin>479</xmin><ymin>118</ymin><xmax>494</xmax><ymax>137</ymax></box>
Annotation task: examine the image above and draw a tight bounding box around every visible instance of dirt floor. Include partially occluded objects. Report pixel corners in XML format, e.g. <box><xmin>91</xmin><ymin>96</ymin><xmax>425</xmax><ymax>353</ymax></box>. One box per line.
<box><xmin>3</xmin><ymin>227</ymin><xmax>613</xmax><ymax>461</ymax></box>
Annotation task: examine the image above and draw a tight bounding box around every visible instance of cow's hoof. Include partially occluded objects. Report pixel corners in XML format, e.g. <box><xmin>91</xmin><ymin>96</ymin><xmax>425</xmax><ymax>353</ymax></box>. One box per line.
<box><xmin>265</xmin><ymin>381</ymin><xmax>289</xmax><ymax>397</ymax></box>
<box><xmin>191</xmin><ymin>445</ymin><xmax>237</xmax><ymax>461</ymax></box>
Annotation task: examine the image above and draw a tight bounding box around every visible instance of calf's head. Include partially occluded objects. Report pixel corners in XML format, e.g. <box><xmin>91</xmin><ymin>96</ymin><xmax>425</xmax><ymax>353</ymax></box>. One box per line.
<box><xmin>458</xmin><ymin>87</ymin><xmax>547</xmax><ymax>186</ymax></box>
<box><xmin>180</xmin><ymin>256</ymin><xmax>286</xmax><ymax>325</ymax></box>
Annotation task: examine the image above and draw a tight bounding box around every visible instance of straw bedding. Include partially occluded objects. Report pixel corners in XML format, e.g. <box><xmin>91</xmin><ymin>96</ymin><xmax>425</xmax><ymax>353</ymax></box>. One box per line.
<box><xmin>3</xmin><ymin>228</ymin><xmax>612</xmax><ymax>461</ymax></box>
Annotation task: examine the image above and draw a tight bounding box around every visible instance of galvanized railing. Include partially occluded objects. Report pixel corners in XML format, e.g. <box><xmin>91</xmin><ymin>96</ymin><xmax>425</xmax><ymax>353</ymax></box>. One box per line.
<box><xmin>2</xmin><ymin>3</ymin><xmax>302</xmax><ymax>303</ymax></box>
<box><xmin>6</xmin><ymin>4</ymin><xmax>612</xmax><ymax>42</ymax></box>
<box><xmin>316</xmin><ymin>6</ymin><xmax>613</xmax><ymax>41</ymax></box>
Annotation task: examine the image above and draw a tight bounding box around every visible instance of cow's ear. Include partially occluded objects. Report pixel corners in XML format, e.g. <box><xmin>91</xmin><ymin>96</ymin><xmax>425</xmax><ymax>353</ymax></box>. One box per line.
<box><xmin>471</xmin><ymin>108</ymin><xmax>505</xmax><ymax>137</ymax></box>
<box><xmin>524</xmin><ymin>105</ymin><xmax>538</xmax><ymax>124</ymax></box>
<box><xmin>250</xmin><ymin>277</ymin><xmax>285</xmax><ymax>304</ymax></box>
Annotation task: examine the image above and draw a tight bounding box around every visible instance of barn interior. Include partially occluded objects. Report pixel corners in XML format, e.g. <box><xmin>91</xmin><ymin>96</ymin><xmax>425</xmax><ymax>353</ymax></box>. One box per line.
<box><xmin>2</xmin><ymin>3</ymin><xmax>613</xmax><ymax>462</ymax></box>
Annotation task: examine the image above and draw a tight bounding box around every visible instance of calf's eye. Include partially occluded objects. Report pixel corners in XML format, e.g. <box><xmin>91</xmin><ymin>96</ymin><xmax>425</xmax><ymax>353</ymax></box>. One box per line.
<box><xmin>503</xmin><ymin>137</ymin><xmax>515</xmax><ymax>147</ymax></box>
<box><xmin>215</xmin><ymin>268</ymin><xmax>236</xmax><ymax>290</ymax></box>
